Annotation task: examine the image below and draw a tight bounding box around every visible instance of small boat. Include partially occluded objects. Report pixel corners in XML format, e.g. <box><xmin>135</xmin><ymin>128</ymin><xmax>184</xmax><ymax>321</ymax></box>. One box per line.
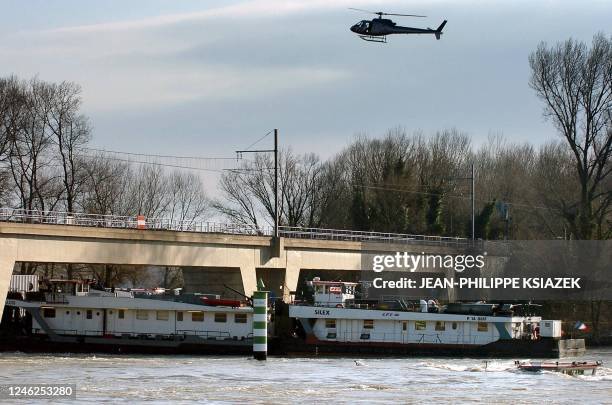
<box><xmin>515</xmin><ymin>360</ymin><xmax>603</xmax><ymax>375</ymax></box>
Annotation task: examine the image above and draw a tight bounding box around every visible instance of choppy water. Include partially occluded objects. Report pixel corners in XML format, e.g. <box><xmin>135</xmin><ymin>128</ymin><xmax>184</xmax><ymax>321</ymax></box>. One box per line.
<box><xmin>0</xmin><ymin>349</ymin><xmax>611</xmax><ymax>404</ymax></box>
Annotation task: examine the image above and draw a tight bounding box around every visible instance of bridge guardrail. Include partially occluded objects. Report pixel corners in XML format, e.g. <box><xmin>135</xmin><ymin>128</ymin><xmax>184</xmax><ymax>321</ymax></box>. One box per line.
<box><xmin>0</xmin><ymin>208</ymin><xmax>470</xmax><ymax>246</ymax></box>
<box><xmin>278</xmin><ymin>225</ymin><xmax>470</xmax><ymax>247</ymax></box>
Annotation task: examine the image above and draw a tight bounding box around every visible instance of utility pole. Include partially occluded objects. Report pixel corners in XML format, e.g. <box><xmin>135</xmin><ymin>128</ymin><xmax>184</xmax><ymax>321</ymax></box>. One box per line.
<box><xmin>471</xmin><ymin>163</ymin><xmax>475</xmax><ymax>241</ymax></box>
<box><xmin>450</xmin><ymin>163</ymin><xmax>475</xmax><ymax>241</ymax></box>
<box><xmin>273</xmin><ymin>129</ymin><xmax>278</xmax><ymax>239</ymax></box>
<box><xmin>236</xmin><ymin>129</ymin><xmax>279</xmax><ymax>239</ymax></box>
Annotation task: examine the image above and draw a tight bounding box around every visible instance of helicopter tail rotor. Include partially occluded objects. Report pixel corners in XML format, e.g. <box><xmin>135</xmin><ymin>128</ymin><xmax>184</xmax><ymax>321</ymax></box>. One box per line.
<box><xmin>435</xmin><ymin>20</ymin><xmax>447</xmax><ymax>40</ymax></box>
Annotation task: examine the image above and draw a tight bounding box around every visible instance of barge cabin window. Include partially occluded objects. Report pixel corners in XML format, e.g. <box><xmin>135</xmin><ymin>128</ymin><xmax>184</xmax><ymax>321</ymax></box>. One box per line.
<box><xmin>43</xmin><ymin>308</ymin><xmax>56</xmax><ymax>318</ymax></box>
<box><xmin>235</xmin><ymin>313</ymin><xmax>247</xmax><ymax>323</ymax></box>
<box><xmin>156</xmin><ymin>311</ymin><xmax>169</xmax><ymax>321</ymax></box>
<box><xmin>325</xmin><ymin>319</ymin><xmax>336</xmax><ymax>329</ymax></box>
<box><xmin>415</xmin><ymin>321</ymin><xmax>427</xmax><ymax>330</ymax></box>
<box><xmin>402</xmin><ymin>321</ymin><xmax>407</xmax><ymax>331</ymax></box>
<box><xmin>118</xmin><ymin>309</ymin><xmax>125</xmax><ymax>319</ymax></box>
<box><xmin>136</xmin><ymin>310</ymin><xmax>148</xmax><ymax>320</ymax></box>
<box><xmin>435</xmin><ymin>321</ymin><xmax>446</xmax><ymax>331</ymax></box>
<box><xmin>214</xmin><ymin>313</ymin><xmax>227</xmax><ymax>323</ymax></box>
<box><xmin>86</xmin><ymin>310</ymin><xmax>93</xmax><ymax>319</ymax></box>
<box><xmin>363</xmin><ymin>320</ymin><xmax>374</xmax><ymax>329</ymax></box>
<box><xmin>452</xmin><ymin>322</ymin><xmax>458</xmax><ymax>330</ymax></box>
<box><xmin>191</xmin><ymin>312</ymin><xmax>204</xmax><ymax>322</ymax></box>
<box><xmin>176</xmin><ymin>311</ymin><xmax>183</xmax><ymax>321</ymax></box>
<box><xmin>477</xmin><ymin>322</ymin><xmax>488</xmax><ymax>332</ymax></box>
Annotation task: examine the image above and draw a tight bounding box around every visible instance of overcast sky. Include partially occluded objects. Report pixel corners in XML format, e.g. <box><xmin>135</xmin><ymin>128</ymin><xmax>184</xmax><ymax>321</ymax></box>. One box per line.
<box><xmin>1</xmin><ymin>0</ymin><xmax>610</xmax><ymax>167</ymax></box>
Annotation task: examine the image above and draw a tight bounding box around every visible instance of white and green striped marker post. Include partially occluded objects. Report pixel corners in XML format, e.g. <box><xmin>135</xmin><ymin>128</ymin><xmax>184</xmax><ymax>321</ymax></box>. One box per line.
<box><xmin>253</xmin><ymin>281</ymin><xmax>268</xmax><ymax>360</ymax></box>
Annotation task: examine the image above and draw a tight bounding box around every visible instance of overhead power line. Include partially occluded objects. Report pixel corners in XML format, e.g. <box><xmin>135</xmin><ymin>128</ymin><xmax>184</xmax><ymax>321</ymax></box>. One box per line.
<box><xmin>77</xmin><ymin>146</ymin><xmax>238</xmax><ymax>161</ymax></box>
<box><xmin>357</xmin><ymin>184</ymin><xmax>560</xmax><ymax>212</ymax></box>
<box><xmin>79</xmin><ymin>153</ymin><xmax>226</xmax><ymax>173</ymax></box>
<box><xmin>241</xmin><ymin>130</ymin><xmax>273</xmax><ymax>152</ymax></box>
<box><xmin>78</xmin><ymin>144</ymin><xmax>274</xmax><ymax>174</ymax></box>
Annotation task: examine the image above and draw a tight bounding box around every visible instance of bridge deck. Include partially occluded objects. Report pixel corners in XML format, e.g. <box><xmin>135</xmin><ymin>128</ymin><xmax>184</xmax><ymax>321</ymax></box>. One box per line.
<box><xmin>0</xmin><ymin>208</ymin><xmax>469</xmax><ymax>247</ymax></box>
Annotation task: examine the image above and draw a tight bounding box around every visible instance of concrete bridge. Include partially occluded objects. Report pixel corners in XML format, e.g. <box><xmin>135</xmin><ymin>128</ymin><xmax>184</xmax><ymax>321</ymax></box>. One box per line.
<box><xmin>0</xmin><ymin>209</ymin><xmax>469</xmax><ymax>317</ymax></box>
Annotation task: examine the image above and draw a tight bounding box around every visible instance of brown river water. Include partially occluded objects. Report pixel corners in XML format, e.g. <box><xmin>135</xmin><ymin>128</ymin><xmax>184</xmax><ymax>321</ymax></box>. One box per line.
<box><xmin>0</xmin><ymin>349</ymin><xmax>611</xmax><ymax>404</ymax></box>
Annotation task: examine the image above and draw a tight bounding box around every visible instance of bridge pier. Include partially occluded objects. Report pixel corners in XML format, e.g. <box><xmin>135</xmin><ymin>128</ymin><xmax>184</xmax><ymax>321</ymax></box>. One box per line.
<box><xmin>0</xmin><ymin>239</ymin><xmax>17</xmax><ymax>319</ymax></box>
<box><xmin>284</xmin><ymin>265</ymin><xmax>301</xmax><ymax>301</ymax></box>
<box><xmin>240</xmin><ymin>265</ymin><xmax>258</xmax><ymax>298</ymax></box>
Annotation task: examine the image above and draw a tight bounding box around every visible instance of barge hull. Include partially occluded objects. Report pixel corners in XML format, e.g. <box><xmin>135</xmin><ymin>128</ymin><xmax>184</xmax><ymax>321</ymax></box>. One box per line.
<box><xmin>273</xmin><ymin>338</ymin><xmax>586</xmax><ymax>358</ymax></box>
<box><xmin>0</xmin><ymin>336</ymin><xmax>253</xmax><ymax>355</ymax></box>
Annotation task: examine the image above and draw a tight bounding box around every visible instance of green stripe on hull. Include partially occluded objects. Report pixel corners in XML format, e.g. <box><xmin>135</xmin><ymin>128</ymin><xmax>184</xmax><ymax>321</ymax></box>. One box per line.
<box><xmin>494</xmin><ymin>322</ymin><xmax>511</xmax><ymax>340</ymax></box>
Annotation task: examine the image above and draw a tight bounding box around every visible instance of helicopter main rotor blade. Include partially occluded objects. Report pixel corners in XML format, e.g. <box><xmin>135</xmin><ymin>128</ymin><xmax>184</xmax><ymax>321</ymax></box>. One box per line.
<box><xmin>383</xmin><ymin>13</ymin><xmax>427</xmax><ymax>18</ymax></box>
<box><xmin>348</xmin><ymin>7</ymin><xmax>379</xmax><ymax>14</ymax></box>
<box><xmin>347</xmin><ymin>8</ymin><xmax>426</xmax><ymax>18</ymax></box>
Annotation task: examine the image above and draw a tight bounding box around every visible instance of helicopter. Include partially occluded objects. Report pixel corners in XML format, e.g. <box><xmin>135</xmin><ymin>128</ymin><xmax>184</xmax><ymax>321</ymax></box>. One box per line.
<box><xmin>349</xmin><ymin>8</ymin><xmax>447</xmax><ymax>43</ymax></box>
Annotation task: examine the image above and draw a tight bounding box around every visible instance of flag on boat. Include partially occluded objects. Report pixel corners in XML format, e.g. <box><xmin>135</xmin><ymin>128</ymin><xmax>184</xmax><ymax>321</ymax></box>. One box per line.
<box><xmin>574</xmin><ymin>321</ymin><xmax>588</xmax><ymax>331</ymax></box>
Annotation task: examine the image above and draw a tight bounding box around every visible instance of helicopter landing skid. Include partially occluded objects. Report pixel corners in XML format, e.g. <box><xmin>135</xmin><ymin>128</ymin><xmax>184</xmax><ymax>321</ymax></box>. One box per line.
<box><xmin>358</xmin><ymin>35</ymin><xmax>387</xmax><ymax>43</ymax></box>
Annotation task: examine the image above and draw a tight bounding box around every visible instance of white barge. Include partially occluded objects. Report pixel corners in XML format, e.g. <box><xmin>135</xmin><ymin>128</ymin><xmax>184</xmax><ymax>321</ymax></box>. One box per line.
<box><xmin>3</xmin><ymin>278</ymin><xmax>255</xmax><ymax>354</ymax></box>
<box><xmin>286</xmin><ymin>279</ymin><xmax>585</xmax><ymax>358</ymax></box>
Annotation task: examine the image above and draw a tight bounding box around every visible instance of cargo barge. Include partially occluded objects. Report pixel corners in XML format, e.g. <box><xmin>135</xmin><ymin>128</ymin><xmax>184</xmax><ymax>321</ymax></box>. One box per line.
<box><xmin>2</xmin><ymin>277</ymin><xmax>254</xmax><ymax>354</ymax></box>
<box><xmin>283</xmin><ymin>279</ymin><xmax>585</xmax><ymax>358</ymax></box>
<box><xmin>2</xmin><ymin>276</ymin><xmax>586</xmax><ymax>358</ymax></box>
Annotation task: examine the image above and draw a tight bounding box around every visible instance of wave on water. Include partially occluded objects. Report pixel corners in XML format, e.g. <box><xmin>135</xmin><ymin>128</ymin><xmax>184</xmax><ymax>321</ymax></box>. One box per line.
<box><xmin>417</xmin><ymin>360</ymin><xmax>514</xmax><ymax>373</ymax></box>
<box><xmin>347</xmin><ymin>384</ymin><xmax>392</xmax><ymax>391</ymax></box>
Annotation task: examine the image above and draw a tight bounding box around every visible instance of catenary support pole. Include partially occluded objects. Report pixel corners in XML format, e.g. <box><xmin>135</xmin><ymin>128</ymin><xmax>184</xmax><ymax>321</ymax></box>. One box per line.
<box><xmin>274</xmin><ymin>129</ymin><xmax>278</xmax><ymax>239</ymax></box>
<box><xmin>471</xmin><ymin>163</ymin><xmax>475</xmax><ymax>241</ymax></box>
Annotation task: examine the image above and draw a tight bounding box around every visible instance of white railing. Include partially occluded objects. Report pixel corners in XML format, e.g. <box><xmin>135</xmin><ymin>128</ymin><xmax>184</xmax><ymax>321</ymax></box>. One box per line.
<box><xmin>278</xmin><ymin>225</ymin><xmax>470</xmax><ymax>246</ymax></box>
<box><xmin>0</xmin><ymin>208</ymin><xmax>271</xmax><ymax>236</ymax></box>
<box><xmin>0</xmin><ymin>207</ymin><xmax>470</xmax><ymax>246</ymax></box>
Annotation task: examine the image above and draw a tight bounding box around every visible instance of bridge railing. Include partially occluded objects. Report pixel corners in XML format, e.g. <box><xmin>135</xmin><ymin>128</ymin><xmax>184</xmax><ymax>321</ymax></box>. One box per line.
<box><xmin>0</xmin><ymin>208</ymin><xmax>469</xmax><ymax>246</ymax></box>
<box><xmin>0</xmin><ymin>208</ymin><xmax>138</xmax><ymax>229</ymax></box>
<box><xmin>278</xmin><ymin>225</ymin><xmax>469</xmax><ymax>246</ymax></box>
<box><xmin>0</xmin><ymin>208</ymin><xmax>271</xmax><ymax>236</ymax></box>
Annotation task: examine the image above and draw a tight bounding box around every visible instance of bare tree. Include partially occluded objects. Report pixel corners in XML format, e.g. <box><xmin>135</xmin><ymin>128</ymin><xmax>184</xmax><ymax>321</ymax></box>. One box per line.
<box><xmin>313</xmin><ymin>157</ymin><xmax>352</xmax><ymax>229</ymax></box>
<box><xmin>0</xmin><ymin>77</ymin><xmax>25</xmax><ymax>204</ymax></box>
<box><xmin>80</xmin><ymin>155</ymin><xmax>131</xmax><ymax>215</ymax></box>
<box><xmin>214</xmin><ymin>168</ymin><xmax>262</xmax><ymax>228</ymax></box>
<box><xmin>280</xmin><ymin>152</ymin><xmax>325</xmax><ymax>227</ymax></box>
<box><xmin>214</xmin><ymin>150</ymin><xmax>326</xmax><ymax>229</ymax></box>
<box><xmin>339</xmin><ymin>130</ymin><xmax>420</xmax><ymax>232</ymax></box>
<box><xmin>0</xmin><ymin>76</ymin><xmax>23</xmax><ymax>164</ymax></box>
<box><xmin>166</xmin><ymin>170</ymin><xmax>209</xmax><ymax>223</ymax></box>
<box><xmin>529</xmin><ymin>33</ymin><xmax>612</xmax><ymax>239</ymax></box>
<box><xmin>418</xmin><ymin>129</ymin><xmax>471</xmax><ymax>234</ymax></box>
<box><xmin>6</xmin><ymin>78</ymin><xmax>61</xmax><ymax>211</ymax></box>
<box><xmin>128</xmin><ymin>165</ymin><xmax>170</xmax><ymax>217</ymax></box>
<box><xmin>45</xmin><ymin>81</ymin><xmax>91</xmax><ymax>213</ymax></box>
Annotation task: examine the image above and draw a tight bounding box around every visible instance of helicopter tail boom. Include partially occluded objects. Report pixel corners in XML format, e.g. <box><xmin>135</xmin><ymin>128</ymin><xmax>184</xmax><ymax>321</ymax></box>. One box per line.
<box><xmin>434</xmin><ymin>20</ymin><xmax>447</xmax><ymax>40</ymax></box>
